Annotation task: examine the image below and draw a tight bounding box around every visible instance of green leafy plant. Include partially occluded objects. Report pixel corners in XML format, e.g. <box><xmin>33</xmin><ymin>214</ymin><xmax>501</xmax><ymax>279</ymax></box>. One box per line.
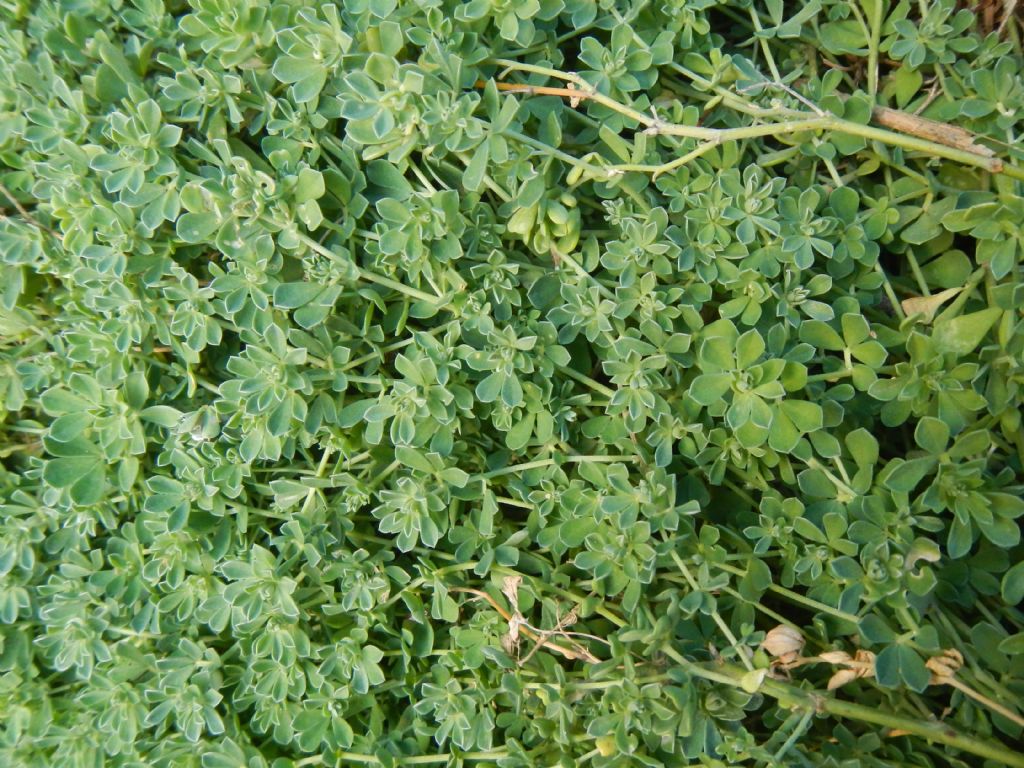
<box><xmin>1</xmin><ymin>1</ymin><xmax>1024</xmax><ymax>767</ymax></box>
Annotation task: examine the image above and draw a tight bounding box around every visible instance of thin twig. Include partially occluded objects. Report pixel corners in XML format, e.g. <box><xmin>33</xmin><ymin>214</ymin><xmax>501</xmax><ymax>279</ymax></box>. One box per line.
<box><xmin>997</xmin><ymin>0</ymin><xmax>1019</xmax><ymax>34</ymax></box>
<box><xmin>0</xmin><ymin>182</ymin><xmax>56</xmax><ymax>237</ymax></box>
<box><xmin>450</xmin><ymin>587</ymin><xmax>598</xmax><ymax>663</ymax></box>
<box><xmin>912</xmin><ymin>81</ymin><xmax>941</xmax><ymax>116</ymax></box>
<box><xmin>870</xmin><ymin>105</ymin><xmax>995</xmax><ymax>158</ymax></box>
<box><xmin>518</xmin><ymin>605</ymin><xmax>580</xmax><ymax>666</ymax></box>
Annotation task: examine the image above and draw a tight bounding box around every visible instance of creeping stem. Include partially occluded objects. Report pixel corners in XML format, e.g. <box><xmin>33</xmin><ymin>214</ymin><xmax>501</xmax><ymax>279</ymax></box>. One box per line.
<box><xmin>486</xmin><ymin>59</ymin><xmax>1023</xmax><ymax>181</ymax></box>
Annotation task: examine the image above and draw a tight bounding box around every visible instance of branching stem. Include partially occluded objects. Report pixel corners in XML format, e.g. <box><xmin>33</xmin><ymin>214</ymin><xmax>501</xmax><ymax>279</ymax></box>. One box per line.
<box><xmin>486</xmin><ymin>60</ymin><xmax>1023</xmax><ymax>179</ymax></box>
<box><xmin>661</xmin><ymin>647</ymin><xmax>1024</xmax><ymax>768</ymax></box>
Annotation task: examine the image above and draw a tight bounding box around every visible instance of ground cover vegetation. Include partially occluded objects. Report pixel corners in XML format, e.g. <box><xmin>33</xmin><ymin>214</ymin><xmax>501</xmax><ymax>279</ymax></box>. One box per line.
<box><xmin>1</xmin><ymin>0</ymin><xmax>1024</xmax><ymax>765</ymax></box>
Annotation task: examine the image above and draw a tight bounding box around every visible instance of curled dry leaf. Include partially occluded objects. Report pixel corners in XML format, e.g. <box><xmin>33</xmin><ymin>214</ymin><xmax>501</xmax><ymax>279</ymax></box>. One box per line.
<box><xmin>507</xmin><ymin>611</ymin><xmax>525</xmax><ymax>644</ymax></box>
<box><xmin>762</xmin><ymin>625</ymin><xmax>805</xmax><ymax>664</ymax></box>
<box><xmin>853</xmin><ymin>650</ymin><xmax>876</xmax><ymax>667</ymax></box>
<box><xmin>565</xmin><ymin>81</ymin><xmax>583</xmax><ymax>109</ymax></box>
<box><xmin>820</xmin><ymin>649</ymin><xmax>876</xmax><ymax>690</ymax></box>
<box><xmin>817</xmin><ymin>651</ymin><xmax>854</xmax><ymax>664</ymax></box>
<box><xmin>559</xmin><ymin>605</ymin><xmax>579</xmax><ymax>629</ymax></box>
<box><xmin>827</xmin><ymin>669</ymin><xmax>861</xmax><ymax>690</ymax></box>
<box><xmin>926</xmin><ymin>648</ymin><xmax>965</xmax><ymax>680</ymax></box>
<box><xmin>924</xmin><ymin>648</ymin><xmax>1024</xmax><ymax>728</ymax></box>
<box><xmin>500</xmin><ymin>632</ymin><xmax>518</xmax><ymax>656</ymax></box>
<box><xmin>501</xmin><ymin>575</ymin><xmax>522</xmax><ymax>609</ymax></box>
<box><xmin>500</xmin><ymin>575</ymin><xmax>526</xmax><ymax>658</ymax></box>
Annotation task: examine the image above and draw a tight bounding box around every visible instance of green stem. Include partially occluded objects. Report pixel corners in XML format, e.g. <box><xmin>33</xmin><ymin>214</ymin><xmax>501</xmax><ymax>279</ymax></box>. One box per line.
<box><xmin>748</xmin><ymin>7</ymin><xmax>783</xmax><ymax>83</ymax></box>
<box><xmin>806</xmin><ymin>457</ymin><xmax>858</xmax><ymax>500</ymax></box>
<box><xmin>379</xmin><ymin>561</ymin><xmax>480</xmax><ymax>610</ymax></box>
<box><xmin>3</xmin><ymin>423</ymin><xmax>47</xmax><ymax>435</ymax></box>
<box><xmin>454</xmin><ymin>151</ymin><xmax>512</xmax><ymax>202</ymax></box>
<box><xmin>864</xmin><ymin>0</ymin><xmax>884</xmax><ymax>100</ymax></box>
<box><xmin>609</xmin><ymin>139</ymin><xmax>721</xmax><ymax>178</ymax></box>
<box><xmin>479</xmin><ymin>454</ymin><xmax>637</xmax><ymax>480</ymax></box>
<box><xmin>494</xmin><ymin>565</ymin><xmax>628</xmax><ymax>628</ymax></box>
<box><xmin>714</xmin><ymin>561</ymin><xmax>860</xmax><ymax>625</ymax></box>
<box><xmin>775</xmin><ymin>709</ymin><xmax>814</xmax><ymax>762</ymax></box>
<box><xmin>931</xmin><ymin>607</ymin><xmax>1023</xmax><ymax>711</ymax></box>
<box><xmin>772</xmin><ymin>676</ymin><xmax>1024</xmax><ymax>766</ymax></box>
<box><xmin>669</xmin><ymin>550</ymin><xmax>754</xmax><ymax>671</ymax></box>
<box><xmin>502</xmin><ymin>129</ymin><xmax>606</xmax><ymax>176</ymax></box>
<box><xmin>805</xmin><ymin>367</ymin><xmax>854</xmax><ymax>384</ymax></box>
<box><xmin>523</xmin><ymin>675</ymin><xmax>666</xmax><ymax>691</ymax></box>
<box><xmin>554</xmin><ymin>248</ymin><xmax>616</xmax><ymax>301</ymax></box>
<box><xmin>662</xmin><ymin>648</ymin><xmax>1024</xmax><ymax>767</ymax></box>
<box><xmin>833</xmin><ymin>117</ymin><xmax>1015</xmax><ymax>177</ymax></box>
<box><xmin>905</xmin><ymin>248</ymin><xmax>930</xmax><ymax>296</ymax></box>
<box><xmin>874</xmin><ymin>261</ymin><xmax>908</xmax><ymax>322</ymax></box>
<box><xmin>721</xmin><ymin>477</ymin><xmax>759</xmax><ymax>508</ymax></box>
<box><xmin>937</xmin><ymin>267</ymin><xmax>987</xmax><ymax>322</ymax></box>
<box><xmin>296</xmin><ymin>233</ymin><xmax>445</xmax><ymax>306</ymax></box>
<box><xmin>667</xmin><ymin>63</ymin><xmax>787</xmax><ymax>117</ymax></box>
<box><xmin>491</xmin><ymin>60</ymin><xmax>1018</xmax><ymax>178</ymax></box>
<box><xmin>340</xmin><ymin>323</ymin><xmax>453</xmax><ymax>373</ymax></box>
<box><xmin>368</xmin><ymin>459</ymin><xmax>401</xmax><ymax>490</ymax></box>
<box><xmin>720</xmin><ymin>584</ymin><xmax>798</xmax><ymax>630</ymax></box>
<box><xmin>655</xmin><ymin>117</ymin><xmax>833</xmax><ymax>142</ymax></box>
<box><xmin>143</xmin><ymin>356</ymin><xmax>221</xmax><ymax>395</ymax></box>
<box><xmin>554</xmin><ymin>364</ymin><xmax>616</xmax><ymax>399</ymax></box>
<box><xmin>333</xmin><ymin>751</ymin><xmax>509</xmax><ymax>765</ymax></box>
<box><xmin>298</xmin><ymin>446</ymin><xmax>334</xmax><ymax>517</ymax></box>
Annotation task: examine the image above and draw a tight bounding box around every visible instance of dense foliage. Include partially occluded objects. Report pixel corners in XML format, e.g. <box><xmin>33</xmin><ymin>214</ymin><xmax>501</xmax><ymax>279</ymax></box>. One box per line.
<box><xmin>1</xmin><ymin>0</ymin><xmax>1024</xmax><ymax>766</ymax></box>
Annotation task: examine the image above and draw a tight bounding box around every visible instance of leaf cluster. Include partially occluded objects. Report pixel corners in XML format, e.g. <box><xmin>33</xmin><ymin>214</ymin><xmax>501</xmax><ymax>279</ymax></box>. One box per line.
<box><xmin>1</xmin><ymin>1</ymin><xmax>1024</xmax><ymax>767</ymax></box>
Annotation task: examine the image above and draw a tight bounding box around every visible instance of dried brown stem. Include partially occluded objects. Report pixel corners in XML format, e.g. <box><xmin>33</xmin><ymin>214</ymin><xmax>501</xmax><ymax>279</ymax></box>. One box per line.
<box><xmin>870</xmin><ymin>105</ymin><xmax>995</xmax><ymax>158</ymax></box>
<box><xmin>518</xmin><ymin>606</ymin><xmax>579</xmax><ymax>667</ymax></box>
<box><xmin>449</xmin><ymin>587</ymin><xmax>597</xmax><ymax>663</ymax></box>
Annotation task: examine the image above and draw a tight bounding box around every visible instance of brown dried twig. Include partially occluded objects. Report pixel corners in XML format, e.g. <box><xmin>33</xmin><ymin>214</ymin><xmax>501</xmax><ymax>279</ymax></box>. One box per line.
<box><xmin>870</xmin><ymin>106</ymin><xmax>995</xmax><ymax>159</ymax></box>
<box><xmin>449</xmin><ymin>586</ymin><xmax>599</xmax><ymax>663</ymax></box>
<box><xmin>475</xmin><ymin>80</ymin><xmax>586</xmax><ymax>108</ymax></box>
<box><xmin>518</xmin><ymin>605</ymin><xmax>580</xmax><ymax>667</ymax></box>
